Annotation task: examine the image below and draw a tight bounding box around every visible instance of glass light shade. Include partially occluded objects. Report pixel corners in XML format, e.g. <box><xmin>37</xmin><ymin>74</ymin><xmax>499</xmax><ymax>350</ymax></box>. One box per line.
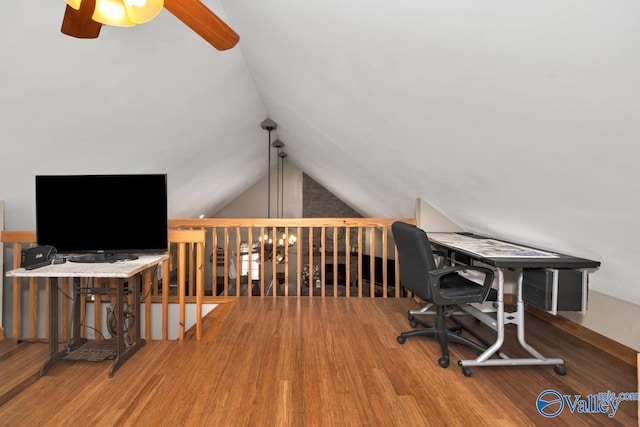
<box><xmin>93</xmin><ymin>0</ymin><xmax>136</xmax><ymax>27</ymax></box>
<box><xmin>123</xmin><ymin>0</ymin><xmax>164</xmax><ymax>24</ymax></box>
<box><xmin>65</xmin><ymin>0</ymin><xmax>83</xmax><ymax>10</ymax></box>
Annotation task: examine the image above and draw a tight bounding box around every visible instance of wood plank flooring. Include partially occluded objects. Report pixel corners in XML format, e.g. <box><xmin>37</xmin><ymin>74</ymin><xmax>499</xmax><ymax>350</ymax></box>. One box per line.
<box><xmin>0</xmin><ymin>298</ymin><xmax>637</xmax><ymax>426</ymax></box>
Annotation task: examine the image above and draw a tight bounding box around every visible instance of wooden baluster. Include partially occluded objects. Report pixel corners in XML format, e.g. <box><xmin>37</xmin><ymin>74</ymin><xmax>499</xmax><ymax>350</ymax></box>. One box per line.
<box><xmin>382</xmin><ymin>227</ymin><xmax>388</xmax><ymax>298</ymax></box>
<box><xmin>332</xmin><ymin>227</ymin><xmax>338</xmax><ymax>297</ymax></box>
<box><xmin>235</xmin><ymin>227</ymin><xmax>241</xmax><ymax>297</ymax></box>
<box><xmin>369</xmin><ymin>227</ymin><xmax>376</xmax><ymax>298</ymax></box>
<box><xmin>93</xmin><ymin>279</ymin><xmax>102</xmax><ymax>340</ymax></box>
<box><xmin>195</xmin><ymin>234</ymin><xmax>204</xmax><ymax>340</ymax></box>
<box><xmin>247</xmin><ymin>226</ymin><xmax>253</xmax><ymax>298</ymax></box>
<box><xmin>281</xmin><ymin>227</ymin><xmax>287</xmax><ymax>297</ymax></box>
<box><xmin>12</xmin><ymin>244</ymin><xmax>21</xmax><ymax>338</ymax></box>
<box><xmin>79</xmin><ymin>278</ymin><xmax>87</xmax><ymax>338</ymax></box>
<box><xmin>271</xmin><ymin>225</ymin><xmax>278</xmax><ymax>298</ymax></box>
<box><xmin>60</xmin><ymin>277</ymin><xmax>70</xmax><ymax>341</ymax></box>
<box><xmin>223</xmin><ymin>228</ymin><xmax>230</xmax><ymax>297</ymax></box>
<box><xmin>345</xmin><ymin>227</ymin><xmax>351</xmax><ymax>297</ymax></box>
<box><xmin>357</xmin><ymin>227</ymin><xmax>363</xmax><ymax>298</ymax></box>
<box><xmin>211</xmin><ymin>227</ymin><xmax>217</xmax><ymax>297</ymax></box>
<box><xmin>188</xmin><ymin>240</ymin><xmax>195</xmax><ymax>297</ymax></box>
<box><xmin>259</xmin><ymin>226</ymin><xmax>265</xmax><ymax>296</ymax></box>
<box><xmin>296</xmin><ymin>226</ymin><xmax>301</xmax><ymax>297</ymax></box>
<box><xmin>143</xmin><ymin>268</ymin><xmax>152</xmax><ymax>341</ymax></box>
<box><xmin>162</xmin><ymin>255</ymin><xmax>169</xmax><ymax>340</ymax></box>
<box><xmin>308</xmin><ymin>227</ymin><xmax>314</xmax><ymax>297</ymax></box>
<box><xmin>29</xmin><ymin>276</ymin><xmax>37</xmax><ymax>339</ymax></box>
<box><xmin>178</xmin><ymin>241</ymin><xmax>186</xmax><ymax>340</ymax></box>
<box><xmin>320</xmin><ymin>227</ymin><xmax>326</xmax><ymax>297</ymax></box>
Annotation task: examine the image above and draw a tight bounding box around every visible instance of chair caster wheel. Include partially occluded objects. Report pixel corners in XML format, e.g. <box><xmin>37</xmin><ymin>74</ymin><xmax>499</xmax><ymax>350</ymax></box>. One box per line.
<box><xmin>397</xmin><ymin>335</ymin><xmax>406</xmax><ymax>345</ymax></box>
<box><xmin>461</xmin><ymin>366</ymin><xmax>472</xmax><ymax>377</ymax></box>
<box><xmin>438</xmin><ymin>357</ymin><xmax>449</xmax><ymax>368</ymax></box>
<box><xmin>554</xmin><ymin>364</ymin><xmax>567</xmax><ymax>376</ymax></box>
<box><xmin>407</xmin><ymin>313</ymin><xmax>414</xmax><ymax>322</ymax></box>
<box><xmin>409</xmin><ymin>320</ymin><xmax>418</xmax><ymax>328</ymax></box>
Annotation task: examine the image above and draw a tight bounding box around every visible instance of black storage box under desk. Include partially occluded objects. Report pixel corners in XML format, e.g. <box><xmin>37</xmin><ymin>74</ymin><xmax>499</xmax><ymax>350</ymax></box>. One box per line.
<box><xmin>522</xmin><ymin>268</ymin><xmax>586</xmax><ymax>313</ymax></box>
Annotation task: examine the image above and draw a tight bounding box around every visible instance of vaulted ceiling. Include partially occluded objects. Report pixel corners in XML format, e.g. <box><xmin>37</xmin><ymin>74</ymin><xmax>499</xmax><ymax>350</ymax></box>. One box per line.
<box><xmin>1</xmin><ymin>1</ymin><xmax>639</xmax><ymax>305</ymax></box>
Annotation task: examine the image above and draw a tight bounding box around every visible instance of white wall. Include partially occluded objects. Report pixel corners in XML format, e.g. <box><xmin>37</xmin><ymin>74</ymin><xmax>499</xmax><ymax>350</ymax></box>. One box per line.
<box><xmin>83</xmin><ymin>303</ymin><xmax>218</xmax><ymax>341</ymax></box>
<box><xmin>562</xmin><ymin>291</ymin><xmax>640</xmax><ymax>352</ymax></box>
<box><xmin>416</xmin><ymin>198</ymin><xmax>464</xmax><ymax>233</ymax></box>
<box><xmin>141</xmin><ymin>303</ymin><xmax>218</xmax><ymax>340</ymax></box>
<box><xmin>213</xmin><ymin>161</ymin><xmax>303</xmax><ymax>218</ymax></box>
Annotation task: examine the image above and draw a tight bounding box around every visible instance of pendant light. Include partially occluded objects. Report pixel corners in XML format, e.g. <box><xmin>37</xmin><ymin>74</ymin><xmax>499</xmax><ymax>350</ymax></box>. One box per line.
<box><xmin>65</xmin><ymin>0</ymin><xmax>164</xmax><ymax>27</ymax></box>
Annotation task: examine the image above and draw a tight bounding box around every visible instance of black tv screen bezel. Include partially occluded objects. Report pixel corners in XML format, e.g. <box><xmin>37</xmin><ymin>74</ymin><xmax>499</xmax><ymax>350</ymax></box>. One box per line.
<box><xmin>35</xmin><ymin>174</ymin><xmax>168</xmax><ymax>259</ymax></box>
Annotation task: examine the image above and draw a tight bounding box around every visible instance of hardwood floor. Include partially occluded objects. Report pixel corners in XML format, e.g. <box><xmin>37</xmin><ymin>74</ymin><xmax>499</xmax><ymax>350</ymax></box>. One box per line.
<box><xmin>0</xmin><ymin>298</ymin><xmax>637</xmax><ymax>426</ymax></box>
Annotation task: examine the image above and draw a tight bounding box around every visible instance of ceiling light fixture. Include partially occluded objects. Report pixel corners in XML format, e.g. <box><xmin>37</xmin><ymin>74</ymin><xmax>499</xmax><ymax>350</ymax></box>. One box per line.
<box><xmin>65</xmin><ymin>0</ymin><xmax>164</xmax><ymax>27</ymax></box>
<box><xmin>258</xmin><ymin>119</ymin><xmax>297</xmax><ymax>263</ymax></box>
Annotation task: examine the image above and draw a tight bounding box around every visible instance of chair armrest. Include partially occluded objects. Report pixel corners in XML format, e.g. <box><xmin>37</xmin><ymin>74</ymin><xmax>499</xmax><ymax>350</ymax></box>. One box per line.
<box><xmin>429</xmin><ymin>264</ymin><xmax>494</xmax><ymax>281</ymax></box>
<box><xmin>428</xmin><ymin>265</ymin><xmax>495</xmax><ymax>303</ymax></box>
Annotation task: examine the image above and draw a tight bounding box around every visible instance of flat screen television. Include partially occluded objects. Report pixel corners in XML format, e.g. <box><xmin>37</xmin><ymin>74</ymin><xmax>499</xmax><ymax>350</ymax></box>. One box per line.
<box><xmin>35</xmin><ymin>174</ymin><xmax>168</xmax><ymax>263</ymax></box>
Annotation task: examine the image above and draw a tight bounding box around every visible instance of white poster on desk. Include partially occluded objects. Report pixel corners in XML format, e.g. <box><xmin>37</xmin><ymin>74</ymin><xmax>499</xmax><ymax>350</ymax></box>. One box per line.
<box><xmin>429</xmin><ymin>233</ymin><xmax>560</xmax><ymax>258</ymax></box>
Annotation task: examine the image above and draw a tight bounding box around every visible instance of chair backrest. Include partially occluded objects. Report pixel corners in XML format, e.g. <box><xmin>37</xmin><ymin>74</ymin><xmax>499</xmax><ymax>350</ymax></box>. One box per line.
<box><xmin>391</xmin><ymin>221</ymin><xmax>438</xmax><ymax>302</ymax></box>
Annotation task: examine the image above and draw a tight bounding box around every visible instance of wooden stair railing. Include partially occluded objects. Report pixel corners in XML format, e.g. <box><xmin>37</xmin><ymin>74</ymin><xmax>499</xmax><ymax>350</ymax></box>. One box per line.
<box><xmin>1</xmin><ymin>218</ymin><xmax>415</xmax><ymax>342</ymax></box>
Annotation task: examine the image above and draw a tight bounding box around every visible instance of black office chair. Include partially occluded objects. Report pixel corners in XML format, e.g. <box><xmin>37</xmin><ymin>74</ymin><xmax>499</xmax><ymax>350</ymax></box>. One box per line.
<box><xmin>392</xmin><ymin>221</ymin><xmax>495</xmax><ymax>369</ymax></box>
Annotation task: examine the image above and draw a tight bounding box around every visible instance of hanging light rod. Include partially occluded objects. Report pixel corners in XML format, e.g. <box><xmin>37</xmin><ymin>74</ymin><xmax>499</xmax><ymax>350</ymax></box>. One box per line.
<box><xmin>260</xmin><ymin>118</ymin><xmax>277</xmax><ymax>218</ymax></box>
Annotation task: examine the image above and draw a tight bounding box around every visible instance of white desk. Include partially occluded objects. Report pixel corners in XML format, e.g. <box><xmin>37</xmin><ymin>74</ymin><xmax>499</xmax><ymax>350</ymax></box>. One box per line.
<box><xmin>6</xmin><ymin>254</ymin><xmax>167</xmax><ymax>377</ymax></box>
<box><xmin>428</xmin><ymin>233</ymin><xmax>600</xmax><ymax>376</ymax></box>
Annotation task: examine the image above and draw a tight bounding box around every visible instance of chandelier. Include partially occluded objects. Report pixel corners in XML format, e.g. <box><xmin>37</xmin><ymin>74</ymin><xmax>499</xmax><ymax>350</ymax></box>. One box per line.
<box><xmin>258</xmin><ymin>228</ymin><xmax>297</xmax><ymax>263</ymax></box>
<box><xmin>259</xmin><ymin>229</ymin><xmax>297</xmax><ymax>250</ymax></box>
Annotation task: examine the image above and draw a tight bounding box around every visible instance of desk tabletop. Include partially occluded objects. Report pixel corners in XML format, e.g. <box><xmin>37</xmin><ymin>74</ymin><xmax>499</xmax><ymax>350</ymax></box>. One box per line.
<box><xmin>428</xmin><ymin>232</ymin><xmax>600</xmax><ymax>269</ymax></box>
<box><xmin>6</xmin><ymin>254</ymin><xmax>168</xmax><ymax>278</ymax></box>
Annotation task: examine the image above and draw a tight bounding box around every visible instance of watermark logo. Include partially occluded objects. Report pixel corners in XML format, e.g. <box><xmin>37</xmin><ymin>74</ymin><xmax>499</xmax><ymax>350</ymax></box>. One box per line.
<box><xmin>536</xmin><ymin>389</ymin><xmax>639</xmax><ymax>419</ymax></box>
<box><xmin>536</xmin><ymin>390</ymin><xmax>564</xmax><ymax>418</ymax></box>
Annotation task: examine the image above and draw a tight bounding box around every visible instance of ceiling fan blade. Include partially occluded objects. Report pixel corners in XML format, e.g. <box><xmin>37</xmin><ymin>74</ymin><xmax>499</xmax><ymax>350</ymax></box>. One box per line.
<box><xmin>61</xmin><ymin>0</ymin><xmax>102</xmax><ymax>39</ymax></box>
<box><xmin>163</xmin><ymin>0</ymin><xmax>239</xmax><ymax>51</ymax></box>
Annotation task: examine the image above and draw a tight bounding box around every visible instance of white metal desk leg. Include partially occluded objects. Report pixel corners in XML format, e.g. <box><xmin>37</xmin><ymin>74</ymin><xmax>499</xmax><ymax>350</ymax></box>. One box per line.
<box><xmin>516</xmin><ymin>271</ymin><xmax>545</xmax><ymax>359</ymax></box>
<box><xmin>515</xmin><ymin>271</ymin><xmax>566</xmax><ymax>374</ymax></box>
<box><xmin>459</xmin><ymin>268</ymin><xmax>566</xmax><ymax>376</ymax></box>
<box><xmin>462</xmin><ymin>269</ymin><xmax>506</xmax><ymax>366</ymax></box>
